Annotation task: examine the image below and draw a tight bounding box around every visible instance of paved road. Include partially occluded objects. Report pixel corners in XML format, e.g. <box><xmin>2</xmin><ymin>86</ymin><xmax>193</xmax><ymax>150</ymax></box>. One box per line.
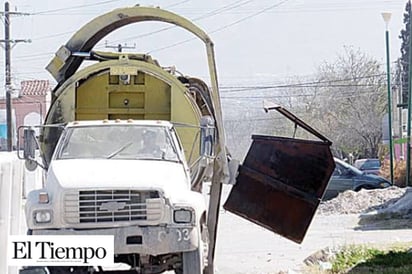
<box><xmin>11</xmin><ymin>183</ymin><xmax>412</xmax><ymax>274</ymax></box>
<box><xmin>214</xmin><ymin>185</ymin><xmax>412</xmax><ymax>273</ymax></box>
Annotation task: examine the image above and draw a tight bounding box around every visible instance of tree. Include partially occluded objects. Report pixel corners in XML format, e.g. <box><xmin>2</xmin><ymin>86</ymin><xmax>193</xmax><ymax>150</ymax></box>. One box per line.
<box><xmin>222</xmin><ymin>48</ymin><xmax>387</xmax><ymax>161</ymax></box>
<box><xmin>294</xmin><ymin>47</ymin><xmax>387</xmax><ymax>159</ymax></box>
<box><xmin>398</xmin><ymin>1</ymin><xmax>411</xmax><ymax>105</ymax></box>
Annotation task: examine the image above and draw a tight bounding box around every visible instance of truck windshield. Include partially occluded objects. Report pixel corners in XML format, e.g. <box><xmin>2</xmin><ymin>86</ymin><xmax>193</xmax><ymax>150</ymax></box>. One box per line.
<box><xmin>55</xmin><ymin>125</ymin><xmax>179</xmax><ymax>161</ymax></box>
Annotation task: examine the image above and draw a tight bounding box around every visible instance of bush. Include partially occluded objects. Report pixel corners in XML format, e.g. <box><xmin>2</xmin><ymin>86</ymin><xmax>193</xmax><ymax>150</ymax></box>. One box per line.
<box><xmin>380</xmin><ymin>159</ymin><xmax>407</xmax><ymax>187</ymax></box>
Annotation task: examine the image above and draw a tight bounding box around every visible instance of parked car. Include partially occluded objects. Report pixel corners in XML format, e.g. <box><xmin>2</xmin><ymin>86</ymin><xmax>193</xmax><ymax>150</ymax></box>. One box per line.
<box><xmin>323</xmin><ymin>158</ymin><xmax>391</xmax><ymax>200</ymax></box>
<box><xmin>353</xmin><ymin>158</ymin><xmax>381</xmax><ymax>175</ymax></box>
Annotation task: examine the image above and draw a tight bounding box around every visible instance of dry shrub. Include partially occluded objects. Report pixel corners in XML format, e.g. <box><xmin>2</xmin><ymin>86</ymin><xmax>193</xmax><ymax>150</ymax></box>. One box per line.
<box><xmin>380</xmin><ymin>159</ymin><xmax>407</xmax><ymax>187</ymax></box>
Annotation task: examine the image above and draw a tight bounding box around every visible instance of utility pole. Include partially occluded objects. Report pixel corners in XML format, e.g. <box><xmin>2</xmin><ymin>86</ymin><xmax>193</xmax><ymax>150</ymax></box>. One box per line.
<box><xmin>0</xmin><ymin>2</ymin><xmax>30</xmax><ymax>151</ymax></box>
<box><xmin>3</xmin><ymin>2</ymin><xmax>12</xmax><ymax>152</ymax></box>
<box><xmin>105</xmin><ymin>41</ymin><xmax>136</xmax><ymax>52</ymax></box>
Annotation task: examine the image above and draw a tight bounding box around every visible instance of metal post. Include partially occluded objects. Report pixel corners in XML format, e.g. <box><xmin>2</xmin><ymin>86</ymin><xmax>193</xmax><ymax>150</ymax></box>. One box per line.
<box><xmin>407</xmin><ymin>5</ymin><xmax>412</xmax><ymax>186</ymax></box>
<box><xmin>382</xmin><ymin>12</ymin><xmax>394</xmax><ymax>184</ymax></box>
<box><xmin>4</xmin><ymin>2</ymin><xmax>12</xmax><ymax>151</ymax></box>
<box><xmin>398</xmin><ymin>61</ymin><xmax>404</xmax><ymax>158</ymax></box>
<box><xmin>385</xmin><ymin>30</ymin><xmax>395</xmax><ymax>184</ymax></box>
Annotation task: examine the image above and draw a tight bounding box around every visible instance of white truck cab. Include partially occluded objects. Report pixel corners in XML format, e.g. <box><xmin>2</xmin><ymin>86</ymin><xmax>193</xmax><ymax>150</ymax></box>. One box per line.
<box><xmin>25</xmin><ymin>120</ymin><xmax>208</xmax><ymax>273</ymax></box>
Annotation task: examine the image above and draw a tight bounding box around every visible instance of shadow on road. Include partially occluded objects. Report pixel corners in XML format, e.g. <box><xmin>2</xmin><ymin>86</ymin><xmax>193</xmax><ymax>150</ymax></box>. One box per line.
<box><xmin>356</xmin><ymin>216</ymin><xmax>412</xmax><ymax>231</ymax></box>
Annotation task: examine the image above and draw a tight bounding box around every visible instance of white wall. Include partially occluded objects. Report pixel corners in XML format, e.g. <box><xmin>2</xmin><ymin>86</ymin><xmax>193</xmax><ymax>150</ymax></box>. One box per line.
<box><xmin>0</xmin><ymin>152</ymin><xmax>42</xmax><ymax>274</ymax></box>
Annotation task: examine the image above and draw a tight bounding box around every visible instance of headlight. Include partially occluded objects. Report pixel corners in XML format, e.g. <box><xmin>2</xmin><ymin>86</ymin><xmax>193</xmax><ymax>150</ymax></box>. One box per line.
<box><xmin>174</xmin><ymin>209</ymin><xmax>193</xmax><ymax>223</ymax></box>
<box><xmin>34</xmin><ymin>210</ymin><xmax>52</xmax><ymax>224</ymax></box>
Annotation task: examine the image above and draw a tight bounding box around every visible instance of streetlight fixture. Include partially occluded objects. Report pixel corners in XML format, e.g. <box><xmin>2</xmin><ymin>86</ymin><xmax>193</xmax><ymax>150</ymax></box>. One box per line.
<box><xmin>382</xmin><ymin>12</ymin><xmax>394</xmax><ymax>185</ymax></box>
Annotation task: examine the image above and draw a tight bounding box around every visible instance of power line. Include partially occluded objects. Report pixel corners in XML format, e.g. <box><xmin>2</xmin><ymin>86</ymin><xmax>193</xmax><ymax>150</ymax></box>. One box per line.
<box><xmin>219</xmin><ymin>73</ymin><xmax>386</xmax><ymax>92</ymax></box>
<box><xmin>33</xmin><ymin>30</ymin><xmax>75</xmax><ymax>41</ymax></box>
<box><xmin>221</xmin><ymin>92</ymin><xmax>384</xmax><ymax>101</ymax></box>
<box><xmin>224</xmin><ymin>117</ymin><xmax>287</xmax><ymax>122</ymax></box>
<box><xmin>94</xmin><ymin>0</ymin><xmax>254</xmax><ymax>49</ymax></box>
<box><xmin>174</xmin><ymin>0</ymin><xmax>402</xmax><ymax>15</ymax></box>
<box><xmin>209</xmin><ymin>0</ymin><xmax>289</xmax><ymax>34</ymax></box>
<box><xmin>31</xmin><ymin>0</ymin><xmax>120</xmax><ymax>15</ymax></box>
<box><xmin>221</xmin><ymin>84</ymin><xmax>383</xmax><ymax>92</ymax></box>
<box><xmin>147</xmin><ymin>0</ymin><xmax>290</xmax><ymax>54</ymax></box>
<box><xmin>9</xmin><ymin>0</ymin><xmax>406</xmax><ymax>58</ymax></box>
<box><xmin>31</xmin><ymin>0</ymin><xmax>191</xmax><ymax>16</ymax></box>
<box><xmin>16</xmin><ymin>0</ymin><xmax>255</xmax><ymax>58</ymax></box>
<box><xmin>164</xmin><ymin>0</ymin><xmax>191</xmax><ymax>9</ymax></box>
<box><xmin>14</xmin><ymin>52</ymin><xmax>54</xmax><ymax>60</ymax></box>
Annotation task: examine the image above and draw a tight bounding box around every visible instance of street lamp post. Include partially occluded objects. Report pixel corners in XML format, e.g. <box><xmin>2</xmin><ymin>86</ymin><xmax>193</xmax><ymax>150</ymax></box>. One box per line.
<box><xmin>382</xmin><ymin>12</ymin><xmax>394</xmax><ymax>185</ymax></box>
<box><xmin>407</xmin><ymin>6</ymin><xmax>412</xmax><ymax>187</ymax></box>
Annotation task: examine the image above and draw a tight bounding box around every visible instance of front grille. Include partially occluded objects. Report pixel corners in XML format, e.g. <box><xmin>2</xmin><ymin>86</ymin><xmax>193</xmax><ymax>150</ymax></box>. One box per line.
<box><xmin>64</xmin><ymin>190</ymin><xmax>163</xmax><ymax>224</ymax></box>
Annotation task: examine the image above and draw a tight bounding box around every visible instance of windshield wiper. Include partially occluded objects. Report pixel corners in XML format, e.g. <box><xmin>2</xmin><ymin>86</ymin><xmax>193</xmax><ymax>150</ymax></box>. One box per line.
<box><xmin>107</xmin><ymin>142</ymin><xmax>133</xmax><ymax>159</ymax></box>
<box><xmin>135</xmin><ymin>155</ymin><xmax>180</xmax><ymax>163</ymax></box>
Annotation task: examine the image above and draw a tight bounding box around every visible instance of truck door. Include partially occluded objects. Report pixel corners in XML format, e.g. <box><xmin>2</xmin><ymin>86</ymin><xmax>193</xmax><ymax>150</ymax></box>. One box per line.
<box><xmin>223</xmin><ymin>103</ymin><xmax>335</xmax><ymax>244</ymax></box>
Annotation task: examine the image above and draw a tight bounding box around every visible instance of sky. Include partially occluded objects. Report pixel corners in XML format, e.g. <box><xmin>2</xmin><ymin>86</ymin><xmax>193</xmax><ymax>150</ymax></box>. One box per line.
<box><xmin>0</xmin><ymin>0</ymin><xmax>408</xmax><ymax>91</ymax></box>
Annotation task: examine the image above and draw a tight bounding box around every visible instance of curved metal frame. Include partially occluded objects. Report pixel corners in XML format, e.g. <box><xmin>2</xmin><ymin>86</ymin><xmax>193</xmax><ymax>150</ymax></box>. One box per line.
<box><xmin>47</xmin><ymin>6</ymin><xmax>215</xmax><ymax>91</ymax></box>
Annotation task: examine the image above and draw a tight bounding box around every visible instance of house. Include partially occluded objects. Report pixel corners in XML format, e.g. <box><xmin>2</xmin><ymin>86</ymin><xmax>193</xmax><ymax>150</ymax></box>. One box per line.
<box><xmin>0</xmin><ymin>80</ymin><xmax>51</xmax><ymax>149</ymax></box>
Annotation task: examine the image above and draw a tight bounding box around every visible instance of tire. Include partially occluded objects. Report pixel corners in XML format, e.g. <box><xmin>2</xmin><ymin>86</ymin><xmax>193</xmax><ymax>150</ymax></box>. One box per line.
<box><xmin>177</xmin><ymin>223</ymin><xmax>209</xmax><ymax>274</ymax></box>
<box><xmin>182</xmin><ymin>246</ymin><xmax>203</xmax><ymax>274</ymax></box>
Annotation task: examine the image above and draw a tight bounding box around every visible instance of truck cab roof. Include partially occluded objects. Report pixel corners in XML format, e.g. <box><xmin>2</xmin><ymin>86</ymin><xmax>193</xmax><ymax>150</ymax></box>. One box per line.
<box><xmin>66</xmin><ymin>120</ymin><xmax>174</xmax><ymax>128</ymax></box>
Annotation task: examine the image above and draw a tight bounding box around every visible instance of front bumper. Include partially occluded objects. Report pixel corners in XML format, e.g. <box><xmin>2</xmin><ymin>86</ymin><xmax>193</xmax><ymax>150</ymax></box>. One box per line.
<box><xmin>32</xmin><ymin>225</ymin><xmax>198</xmax><ymax>256</ymax></box>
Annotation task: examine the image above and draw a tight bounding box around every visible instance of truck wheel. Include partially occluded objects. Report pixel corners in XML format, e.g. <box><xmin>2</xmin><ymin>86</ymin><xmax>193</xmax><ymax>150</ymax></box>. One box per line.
<box><xmin>177</xmin><ymin>223</ymin><xmax>208</xmax><ymax>274</ymax></box>
<box><xmin>182</xmin><ymin>246</ymin><xmax>203</xmax><ymax>274</ymax></box>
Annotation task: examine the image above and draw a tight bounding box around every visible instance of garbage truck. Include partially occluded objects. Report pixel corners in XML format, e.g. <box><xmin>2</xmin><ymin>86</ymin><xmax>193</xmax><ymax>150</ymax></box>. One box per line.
<box><xmin>19</xmin><ymin>5</ymin><xmax>335</xmax><ymax>274</ymax></box>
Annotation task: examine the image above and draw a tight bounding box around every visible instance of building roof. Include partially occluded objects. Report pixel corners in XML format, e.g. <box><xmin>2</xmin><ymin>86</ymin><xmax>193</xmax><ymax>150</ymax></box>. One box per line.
<box><xmin>20</xmin><ymin>80</ymin><xmax>51</xmax><ymax>96</ymax></box>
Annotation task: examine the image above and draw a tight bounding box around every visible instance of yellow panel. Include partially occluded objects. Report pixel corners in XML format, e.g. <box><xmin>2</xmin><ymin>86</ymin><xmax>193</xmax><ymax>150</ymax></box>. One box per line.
<box><xmin>74</xmin><ymin>70</ymin><xmax>173</xmax><ymax>121</ymax></box>
<box><xmin>170</xmin><ymin>85</ymin><xmax>201</xmax><ymax>162</ymax></box>
<box><xmin>134</xmin><ymin>72</ymin><xmax>145</xmax><ymax>85</ymax></box>
<box><xmin>109</xmin><ymin>92</ymin><xmax>145</xmax><ymax>108</ymax></box>
<box><xmin>76</xmin><ymin>73</ymin><xmax>108</xmax><ymax>120</ymax></box>
<box><xmin>144</xmin><ymin>74</ymin><xmax>171</xmax><ymax>118</ymax></box>
<box><xmin>109</xmin><ymin>75</ymin><xmax>119</xmax><ymax>84</ymax></box>
<box><xmin>46</xmin><ymin>59</ymin><xmax>202</xmax><ymax>164</ymax></box>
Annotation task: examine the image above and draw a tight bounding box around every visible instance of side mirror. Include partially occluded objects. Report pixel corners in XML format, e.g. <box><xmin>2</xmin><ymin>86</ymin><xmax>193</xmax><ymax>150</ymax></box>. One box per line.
<box><xmin>200</xmin><ymin>116</ymin><xmax>215</xmax><ymax>157</ymax></box>
<box><xmin>23</xmin><ymin>128</ymin><xmax>37</xmax><ymax>159</ymax></box>
<box><xmin>23</xmin><ymin>128</ymin><xmax>38</xmax><ymax>171</ymax></box>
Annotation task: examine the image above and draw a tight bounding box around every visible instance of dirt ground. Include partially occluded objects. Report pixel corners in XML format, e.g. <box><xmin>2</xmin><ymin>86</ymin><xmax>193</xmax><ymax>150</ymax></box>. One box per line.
<box><xmin>214</xmin><ymin>185</ymin><xmax>412</xmax><ymax>274</ymax></box>
<box><xmin>15</xmin><ymin>184</ymin><xmax>412</xmax><ymax>274</ymax></box>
